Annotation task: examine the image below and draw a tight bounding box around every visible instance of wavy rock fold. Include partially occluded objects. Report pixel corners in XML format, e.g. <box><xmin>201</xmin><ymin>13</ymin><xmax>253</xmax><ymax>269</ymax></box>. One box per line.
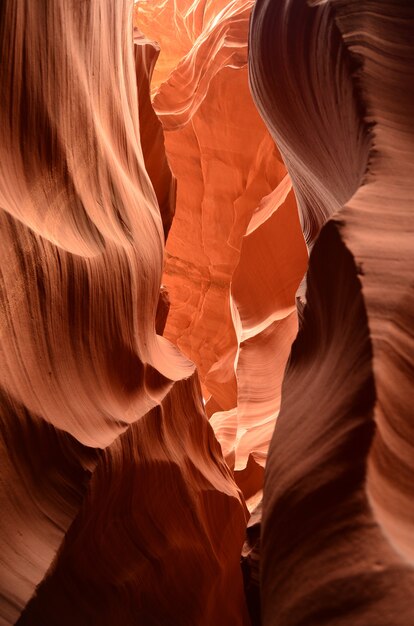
<box><xmin>1</xmin><ymin>0</ymin><xmax>413</xmax><ymax>624</ymax></box>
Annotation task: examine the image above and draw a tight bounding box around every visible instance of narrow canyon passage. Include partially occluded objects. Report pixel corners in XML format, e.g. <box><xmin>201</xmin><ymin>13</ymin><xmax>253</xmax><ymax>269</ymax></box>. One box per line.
<box><xmin>0</xmin><ymin>1</ymin><xmax>413</xmax><ymax>625</ymax></box>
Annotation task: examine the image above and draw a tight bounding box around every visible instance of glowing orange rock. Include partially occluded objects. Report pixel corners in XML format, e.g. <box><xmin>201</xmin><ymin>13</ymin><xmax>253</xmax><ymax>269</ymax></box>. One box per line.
<box><xmin>135</xmin><ymin>0</ymin><xmax>307</xmax><ymax>502</ymax></box>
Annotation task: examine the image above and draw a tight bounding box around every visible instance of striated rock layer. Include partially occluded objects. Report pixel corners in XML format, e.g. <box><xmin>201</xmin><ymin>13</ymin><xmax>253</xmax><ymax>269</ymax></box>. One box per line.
<box><xmin>135</xmin><ymin>0</ymin><xmax>308</xmax><ymax>506</ymax></box>
<box><xmin>250</xmin><ymin>0</ymin><xmax>414</xmax><ymax>623</ymax></box>
<box><xmin>17</xmin><ymin>372</ymin><xmax>249</xmax><ymax>626</ymax></box>
<box><xmin>0</xmin><ymin>1</ymin><xmax>249</xmax><ymax>624</ymax></box>
<box><xmin>1</xmin><ymin>0</ymin><xmax>413</xmax><ymax>624</ymax></box>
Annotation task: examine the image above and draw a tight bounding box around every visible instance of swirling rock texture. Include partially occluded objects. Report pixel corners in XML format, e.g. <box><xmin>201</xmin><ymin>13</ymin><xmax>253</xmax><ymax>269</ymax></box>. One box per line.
<box><xmin>1</xmin><ymin>1</ymin><xmax>414</xmax><ymax>626</ymax></box>
<box><xmin>0</xmin><ymin>1</ymin><xmax>248</xmax><ymax>624</ymax></box>
<box><xmin>250</xmin><ymin>0</ymin><xmax>414</xmax><ymax>624</ymax></box>
<box><xmin>135</xmin><ymin>0</ymin><xmax>308</xmax><ymax>509</ymax></box>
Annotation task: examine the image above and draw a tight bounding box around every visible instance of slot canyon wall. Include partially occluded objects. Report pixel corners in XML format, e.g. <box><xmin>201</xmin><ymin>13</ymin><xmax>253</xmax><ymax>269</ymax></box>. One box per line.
<box><xmin>249</xmin><ymin>0</ymin><xmax>414</xmax><ymax>623</ymax></box>
<box><xmin>0</xmin><ymin>1</ymin><xmax>413</xmax><ymax>625</ymax></box>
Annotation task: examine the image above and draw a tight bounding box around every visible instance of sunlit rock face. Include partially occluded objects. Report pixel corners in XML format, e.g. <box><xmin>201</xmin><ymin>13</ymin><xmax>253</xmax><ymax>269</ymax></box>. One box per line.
<box><xmin>135</xmin><ymin>0</ymin><xmax>308</xmax><ymax>508</ymax></box>
<box><xmin>0</xmin><ymin>1</ymin><xmax>248</xmax><ymax>624</ymax></box>
<box><xmin>1</xmin><ymin>0</ymin><xmax>414</xmax><ymax>625</ymax></box>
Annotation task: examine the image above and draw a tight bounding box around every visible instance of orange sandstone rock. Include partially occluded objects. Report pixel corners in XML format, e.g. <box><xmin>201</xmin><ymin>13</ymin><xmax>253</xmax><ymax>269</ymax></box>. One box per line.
<box><xmin>0</xmin><ymin>1</ymin><xmax>248</xmax><ymax>623</ymax></box>
<box><xmin>250</xmin><ymin>0</ymin><xmax>414</xmax><ymax>623</ymax></box>
<box><xmin>135</xmin><ymin>0</ymin><xmax>307</xmax><ymax>502</ymax></box>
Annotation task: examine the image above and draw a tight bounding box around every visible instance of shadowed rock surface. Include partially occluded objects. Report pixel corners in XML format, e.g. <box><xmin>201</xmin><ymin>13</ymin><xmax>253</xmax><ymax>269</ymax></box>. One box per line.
<box><xmin>250</xmin><ymin>0</ymin><xmax>414</xmax><ymax>623</ymax></box>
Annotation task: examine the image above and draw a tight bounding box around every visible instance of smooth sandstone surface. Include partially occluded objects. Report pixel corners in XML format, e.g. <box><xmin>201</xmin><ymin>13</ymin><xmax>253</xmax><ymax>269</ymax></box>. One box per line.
<box><xmin>250</xmin><ymin>0</ymin><xmax>414</xmax><ymax>623</ymax></box>
<box><xmin>17</xmin><ymin>373</ymin><xmax>250</xmax><ymax>626</ymax></box>
<box><xmin>1</xmin><ymin>0</ymin><xmax>413</xmax><ymax>625</ymax></box>
<box><xmin>0</xmin><ymin>2</ymin><xmax>249</xmax><ymax>624</ymax></box>
<box><xmin>135</xmin><ymin>0</ymin><xmax>307</xmax><ymax>504</ymax></box>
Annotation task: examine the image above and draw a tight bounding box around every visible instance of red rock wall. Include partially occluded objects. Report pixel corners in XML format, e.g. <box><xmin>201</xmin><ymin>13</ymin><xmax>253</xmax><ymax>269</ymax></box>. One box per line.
<box><xmin>0</xmin><ymin>2</ymin><xmax>249</xmax><ymax>624</ymax></box>
<box><xmin>135</xmin><ymin>0</ymin><xmax>308</xmax><ymax>511</ymax></box>
<box><xmin>250</xmin><ymin>0</ymin><xmax>414</xmax><ymax>623</ymax></box>
<box><xmin>1</xmin><ymin>0</ymin><xmax>413</xmax><ymax>624</ymax></box>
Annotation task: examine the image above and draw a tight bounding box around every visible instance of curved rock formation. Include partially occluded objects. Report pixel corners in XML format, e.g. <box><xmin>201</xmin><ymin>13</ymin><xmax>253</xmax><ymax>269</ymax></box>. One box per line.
<box><xmin>17</xmin><ymin>373</ymin><xmax>249</xmax><ymax>626</ymax></box>
<box><xmin>250</xmin><ymin>0</ymin><xmax>370</xmax><ymax>247</ymax></box>
<box><xmin>250</xmin><ymin>0</ymin><xmax>414</xmax><ymax>623</ymax></box>
<box><xmin>135</xmin><ymin>0</ymin><xmax>307</xmax><ymax>507</ymax></box>
<box><xmin>2</xmin><ymin>0</ymin><xmax>413</xmax><ymax>624</ymax></box>
<box><xmin>0</xmin><ymin>1</ymin><xmax>248</xmax><ymax>623</ymax></box>
<box><xmin>0</xmin><ymin>0</ymin><xmax>193</xmax><ymax>451</ymax></box>
<box><xmin>261</xmin><ymin>223</ymin><xmax>414</xmax><ymax>626</ymax></box>
<box><xmin>134</xmin><ymin>29</ymin><xmax>176</xmax><ymax>240</ymax></box>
